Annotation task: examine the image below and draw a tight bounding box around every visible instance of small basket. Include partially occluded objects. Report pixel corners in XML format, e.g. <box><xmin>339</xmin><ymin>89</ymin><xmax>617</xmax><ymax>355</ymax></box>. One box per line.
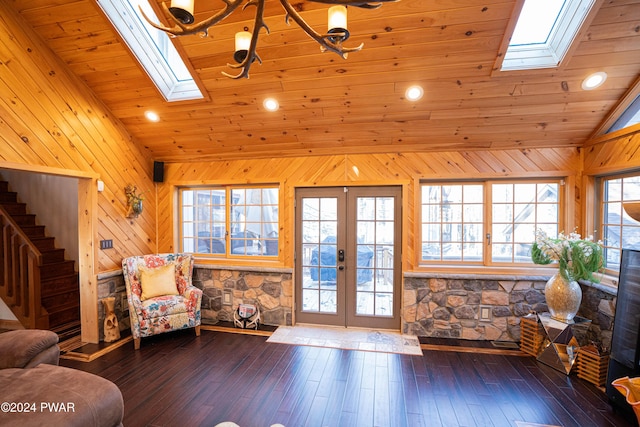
<box><xmin>576</xmin><ymin>346</ymin><xmax>609</xmax><ymax>387</ymax></box>
<box><xmin>520</xmin><ymin>314</ymin><xmax>544</xmax><ymax>357</ymax></box>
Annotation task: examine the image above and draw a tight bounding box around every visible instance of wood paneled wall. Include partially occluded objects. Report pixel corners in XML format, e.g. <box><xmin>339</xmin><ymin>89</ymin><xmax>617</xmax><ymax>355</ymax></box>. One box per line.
<box><xmin>7</xmin><ymin>0</ymin><xmax>636</xmax><ymax>336</ymax></box>
<box><xmin>0</xmin><ymin>2</ymin><xmax>156</xmax><ymax>341</ymax></box>
<box><xmin>582</xmin><ymin>124</ymin><xmax>640</xmax><ymax>235</ymax></box>
<box><xmin>584</xmin><ymin>124</ymin><xmax>640</xmax><ymax>175</ymax></box>
<box><xmin>158</xmin><ymin>148</ymin><xmax>583</xmax><ymax>271</ymax></box>
<box><xmin>0</xmin><ymin>2</ymin><xmax>156</xmax><ymax>272</ymax></box>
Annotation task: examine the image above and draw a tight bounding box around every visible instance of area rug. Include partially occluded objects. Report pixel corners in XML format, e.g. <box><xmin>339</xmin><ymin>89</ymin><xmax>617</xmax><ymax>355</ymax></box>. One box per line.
<box><xmin>266</xmin><ymin>324</ymin><xmax>422</xmax><ymax>356</ymax></box>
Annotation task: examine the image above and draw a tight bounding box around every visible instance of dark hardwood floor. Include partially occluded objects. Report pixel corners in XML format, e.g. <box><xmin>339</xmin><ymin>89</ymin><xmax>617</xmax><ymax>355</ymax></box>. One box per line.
<box><xmin>60</xmin><ymin>329</ymin><xmax>632</xmax><ymax>427</ymax></box>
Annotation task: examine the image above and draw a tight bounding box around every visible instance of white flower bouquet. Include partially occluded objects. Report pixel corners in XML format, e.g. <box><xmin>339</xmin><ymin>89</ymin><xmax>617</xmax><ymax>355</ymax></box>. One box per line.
<box><xmin>531</xmin><ymin>229</ymin><xmax>604</xmax><ymax>283</ymax></box>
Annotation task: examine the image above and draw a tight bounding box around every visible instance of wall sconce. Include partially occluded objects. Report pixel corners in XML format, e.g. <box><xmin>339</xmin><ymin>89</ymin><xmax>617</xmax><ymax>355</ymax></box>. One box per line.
<box><xmin>125</xmin><ymin>184</ymin><xmax>144</xmax><ymax>218</ymax></box>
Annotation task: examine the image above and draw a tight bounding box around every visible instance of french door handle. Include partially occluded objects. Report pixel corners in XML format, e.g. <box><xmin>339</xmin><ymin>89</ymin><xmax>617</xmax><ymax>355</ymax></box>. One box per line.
<box><xmin>338</xmin><ymin>249</ymin><xmax>345</xmax><ymax>262</ymax></box>
<box><xmin>338</xmin><ymin>265</ymin><xmax>345</xmax><ymax>270</ymax></box>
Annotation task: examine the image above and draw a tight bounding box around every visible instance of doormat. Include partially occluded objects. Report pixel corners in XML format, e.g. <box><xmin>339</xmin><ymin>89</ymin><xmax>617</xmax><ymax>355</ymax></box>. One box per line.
<box><xmin>267</xmin><ymin>324</ymin><xmax>422</xmax><ymax>356</ymax></box>
<box><xmin>514</xmin><ymin>422</ymin><xmax>561</xmax><ymax>427</ymax></box>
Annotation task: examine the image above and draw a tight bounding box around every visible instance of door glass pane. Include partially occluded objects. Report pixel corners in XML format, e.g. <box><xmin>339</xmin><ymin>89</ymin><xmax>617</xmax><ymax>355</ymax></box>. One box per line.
<box><xmin>301</xmin><ymin>197</ymin><xmax>338</xmax><ymax>314</ymax></box>
<box><xmin>356</xmin><ymin>196</ymin><xmax>394</xmax><ymax>317</ymax></box>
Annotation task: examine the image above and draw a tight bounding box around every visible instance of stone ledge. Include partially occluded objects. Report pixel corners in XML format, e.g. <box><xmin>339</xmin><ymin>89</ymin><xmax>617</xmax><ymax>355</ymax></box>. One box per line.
<box><xmin>405</xmin><ymin>271</ymin><xmax>550</xmax><ymax>281</ymax></box>
<box><xmin>97</xmin><ymin>269</ymin><xmax>123</xmax><ymax>280</ymax></box>
<box><xmin>405</xmin><ymin>271</ymin><xmax>618</xmax><ymax>296</ymax></box>
<box><xmin>578</xmin><ymin>280</ymin><xmax>617</xmax><ymax>296</ymax></box>
<box><xmin>194</xmin><ymin>264</ymin><xmax>293</xmax><ymax>274</ymax></box>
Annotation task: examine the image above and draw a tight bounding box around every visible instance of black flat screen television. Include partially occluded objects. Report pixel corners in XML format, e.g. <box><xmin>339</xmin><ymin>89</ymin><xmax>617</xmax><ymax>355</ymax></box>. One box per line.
<box><xmin>606</xmin><ymin>248</ymin><xmax>640</xmax><ymax>425</ymax></box>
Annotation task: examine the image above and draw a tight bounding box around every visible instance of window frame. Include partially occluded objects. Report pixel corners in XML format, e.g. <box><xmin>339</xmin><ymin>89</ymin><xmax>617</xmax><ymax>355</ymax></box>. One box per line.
<box><xmin>178</xmin><ymin>184</ymin><xmax>280</xmax><ymax>259</ymax></box>
<box><xmin>596</xmin><ymin>171</ymin><xmax>640</xmax><ymax>276</ymax></box>
<box><xmin>498</xmin><ymin>0</ymin><xmax>597</xmax><ymax>72</ymax></box>
<box><xmin>419</xmin><ymin>178</ymin><xmax>565</xmax><ymax>267</ymax></box>
<box><xmin>96</xmin><ymin>0</ymin><xmax>204</xmax><ymax>102</ymax></box>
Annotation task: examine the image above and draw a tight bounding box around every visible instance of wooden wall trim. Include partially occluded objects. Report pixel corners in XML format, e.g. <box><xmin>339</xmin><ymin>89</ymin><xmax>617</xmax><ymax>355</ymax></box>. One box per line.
<box><xmin>584</xmin><ymin>122</ymin><xmax>640</xmax><ymax>147</ymax></box>
<box><xmin>0</xmin><ymin>161</ymin><xmax>98</xmax><ymax>179</ymax></box>
<box><xmin>583</xmin><ymin>127</ymin><xmax>640</xmax><ymax>176</ymax></box>
<box><xmin>78</xmin><ymin>177</ymin><xmax>98</xmax><ymax>343</ymax></box>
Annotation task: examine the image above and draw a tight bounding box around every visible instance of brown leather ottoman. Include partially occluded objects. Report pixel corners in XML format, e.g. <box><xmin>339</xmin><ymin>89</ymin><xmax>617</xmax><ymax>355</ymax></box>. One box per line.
<box><xmin>0</xmin><ymin>363</ymin><xmax>124</xmax><ymax>427</ymax></box>
<box><xmin>0</xmin><ymin>329</ymin><xmax>59</xmax><ymax>368</ymax></box>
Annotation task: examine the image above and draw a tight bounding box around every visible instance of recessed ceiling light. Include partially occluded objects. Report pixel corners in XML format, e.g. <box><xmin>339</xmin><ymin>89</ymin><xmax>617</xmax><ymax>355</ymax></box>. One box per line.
<box><xmin>145</xmin><ymin>110</ymin><xmax>160</xmax><ymax>122</ymax></box>
<box><xmin>405</xmin><ymin>85</ymin><xmax>424</xmax><ymax>101</ymax></box>
<box><xmin>263</xmin><ymin>98</ymin><xmax>279</xmax><ymax>111</ymax></box>
<box><xmin>582</xmin><ymin>72</ymin><xmax>607</xmax><ymax>90</ymax></box>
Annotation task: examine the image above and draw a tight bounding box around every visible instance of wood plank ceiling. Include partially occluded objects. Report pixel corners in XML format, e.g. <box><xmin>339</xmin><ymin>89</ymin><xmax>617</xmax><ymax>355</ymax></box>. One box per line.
<box><xmin>11</xmin><ymin>0</ymin><xmax>640</xmax><ymax>162</ymax></box>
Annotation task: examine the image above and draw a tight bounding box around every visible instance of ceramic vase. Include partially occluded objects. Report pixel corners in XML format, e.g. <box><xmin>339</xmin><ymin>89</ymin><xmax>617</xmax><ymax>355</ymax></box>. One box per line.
<box><xmin>612</xmin><ymin>377</ymin><xmax>640</xmax><ymax>425</ymax></box>
<box><xmin>127</xmin><ymin>199</ymin><xmax>143</xmax><ymax>218</ymax></box>
<box><xmin>544</xmin><ymin>271</ymin><xmax>582</xmax><ymax>322</ymax></box>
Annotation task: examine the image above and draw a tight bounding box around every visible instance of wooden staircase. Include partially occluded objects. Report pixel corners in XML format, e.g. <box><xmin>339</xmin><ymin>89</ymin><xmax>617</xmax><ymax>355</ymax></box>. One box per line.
<box><xmin>0</xmin><ymin>181</ymin><xmax>80</xmax><ymax>339</ymax></box>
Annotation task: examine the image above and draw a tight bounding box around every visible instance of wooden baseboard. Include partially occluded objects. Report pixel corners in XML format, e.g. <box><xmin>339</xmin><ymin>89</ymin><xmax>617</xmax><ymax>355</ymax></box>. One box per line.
<box><xmin>60</xmin><ymin>336</ymin><xmax>132</xmax><ymax>362</ymax></box>
<box><xmin>201</xmin><ymin>324</ymin><xmax>273</xmax><ymax>337</ymax></box>
<box><xmin>420</xmin><ymin>343</ymin><xmax>527</xmax><ymax>356</ymax></box>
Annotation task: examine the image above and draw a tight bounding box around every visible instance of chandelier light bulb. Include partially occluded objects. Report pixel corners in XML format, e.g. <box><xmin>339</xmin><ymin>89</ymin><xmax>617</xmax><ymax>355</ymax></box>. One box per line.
<box><xmin>234</xmin><ymin>29</ymin><xmax>252</xmax><ymax>63</ymax></box>
<box><xmin>169</xmin><ymin>0</ymin><xmax>195</xmax><ymax>24</ymax></box>
<box><xmin>328</xmin><ymin>6</ymin><xmax>347</xmax><ymax>32</ymax></box>
<box><xmin>328</xmin><ymin>6</ymin><xmax>349</xmax><ymax>42</ymax></box>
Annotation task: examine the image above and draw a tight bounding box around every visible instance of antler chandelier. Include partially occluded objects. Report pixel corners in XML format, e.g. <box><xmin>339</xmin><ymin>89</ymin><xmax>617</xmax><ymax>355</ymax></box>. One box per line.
<box><xmin>141</xmin><ymin>0</ymin><xmax>399</xmax><ymax>79</ymax></box>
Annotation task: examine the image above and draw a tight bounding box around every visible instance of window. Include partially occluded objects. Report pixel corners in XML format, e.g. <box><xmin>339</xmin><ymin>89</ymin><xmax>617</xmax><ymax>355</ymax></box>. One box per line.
<box><xmin>608</xmin><ymin>94</ymin><xmax>640</xmax><ymax>134</ymax></box>
<box><xmin>97</xmin><ymin>0</ymin><xmax>203</xmax><ymax>101</ymax></box>
<box><xmin>180</xmin><ymin>186</ymin><xmax>279</xmax><ymax>257</ymax></box>
<box><xmin>421</xmin><ymin>180</ymin><xmax>561</xmax><ymax>265</ymax></box>
<box><xmin>599</xmin><ymin>174</ymin><xmax>640</xmax><ymax>273</ymax></box>
<box><xmin>491</xmin><ymin>182</ymin><xmax>560</xmax><ymax>263</ymax></box>
<box><xmin>500</xmin><ymin>0</ymin><xmax>596</xmax><ymax>71</ymax></box>
<box><xmin>421</xmin><ymin>183</ymin><xmax>484</xmax><ymax>262</ymax></box>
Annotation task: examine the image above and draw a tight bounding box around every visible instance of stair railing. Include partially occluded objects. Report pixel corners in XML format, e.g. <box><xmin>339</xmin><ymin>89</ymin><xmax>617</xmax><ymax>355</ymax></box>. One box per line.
<box><xmin>0</xmin><ymin>207</ymin><xmax>49</xmax><ymax>329</ymax></box>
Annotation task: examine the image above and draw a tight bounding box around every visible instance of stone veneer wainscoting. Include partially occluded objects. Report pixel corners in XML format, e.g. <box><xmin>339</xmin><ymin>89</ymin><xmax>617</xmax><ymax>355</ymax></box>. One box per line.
<box><xmin>192</xmin><ymin>265</ymin><xmax>293</xmax><ymax>327</ymax></box>
<box><xmin>403</xmin><ymin>273</ymin><xmax>617</xmax><ymax>348</ymax></box>
<box><xmin>95</xmin><ymin>269</ymin><xmax>615</xmax><ymax>347</ymax></box>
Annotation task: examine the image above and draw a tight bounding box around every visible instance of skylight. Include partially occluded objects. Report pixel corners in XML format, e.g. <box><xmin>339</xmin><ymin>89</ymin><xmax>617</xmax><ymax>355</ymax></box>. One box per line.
<box><xmin>500</xmin><ymin>0</ymin><xmax>596</xmax><ymax>71</ymax></box>
<box><xmin>97</xmin><ymin>0</ymin><xmax>203</xmax><ymax>102</ymax></box>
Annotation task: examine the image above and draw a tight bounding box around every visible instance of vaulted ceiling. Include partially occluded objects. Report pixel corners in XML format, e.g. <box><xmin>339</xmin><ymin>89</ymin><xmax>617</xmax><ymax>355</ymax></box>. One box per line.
<box><xmin>12</xmin><ymin>0</ymin><xmax>640</xmax><ymax>162</ymax></box>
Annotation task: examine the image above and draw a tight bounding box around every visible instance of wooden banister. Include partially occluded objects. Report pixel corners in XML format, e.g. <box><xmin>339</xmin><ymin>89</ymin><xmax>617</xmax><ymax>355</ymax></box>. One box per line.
<box><xmin>0</xmin><ymin>207</ymin><xmax>48</xmax><ymax>329</ymax></box>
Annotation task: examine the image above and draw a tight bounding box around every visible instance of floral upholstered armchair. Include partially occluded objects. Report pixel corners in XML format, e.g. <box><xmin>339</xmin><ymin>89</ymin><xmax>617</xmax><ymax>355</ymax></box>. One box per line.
<box><xmin>122</xmin><ymin>253</ymin><xmax>202</xmax><ymax>349</ymax></box>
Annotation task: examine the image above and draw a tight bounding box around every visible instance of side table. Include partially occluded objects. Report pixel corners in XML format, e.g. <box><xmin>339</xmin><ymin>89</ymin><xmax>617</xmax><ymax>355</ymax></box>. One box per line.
<box><xmin>537</xmin><ymin>312</ymin><xmax>591</xmax><ymax>374</ymax></box>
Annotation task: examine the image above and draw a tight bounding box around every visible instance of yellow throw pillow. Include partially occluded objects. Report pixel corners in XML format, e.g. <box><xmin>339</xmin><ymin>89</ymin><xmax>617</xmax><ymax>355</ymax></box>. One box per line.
<box><xmin>138</xmin><ymin>263</ymin><xmax>178</xmax><ymax>300</ymax></box>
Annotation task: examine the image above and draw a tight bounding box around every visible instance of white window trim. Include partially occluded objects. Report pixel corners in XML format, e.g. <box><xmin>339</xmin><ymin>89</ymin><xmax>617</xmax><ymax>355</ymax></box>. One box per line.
<box><xmin>501</xmin><ymin>0</ymin><xmax>596</xmax><ymax>71</ymax></box>
<box><xmin>96</xmin><ymin>0</ymin><xmax>203</xmax><ymax>102</ymax></box>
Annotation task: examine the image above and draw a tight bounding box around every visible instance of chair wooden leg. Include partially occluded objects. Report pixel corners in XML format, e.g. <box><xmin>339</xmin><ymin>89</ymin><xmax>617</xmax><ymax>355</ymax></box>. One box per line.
<box><xmin>134</xmin><ymin>338</ymin><xmax>140</xmax><ymax>350</ymax></box>
<box><xmin>195</xmin><ymin>325</ymin><xmax>201</xmax><ymax>337</ymax></box>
